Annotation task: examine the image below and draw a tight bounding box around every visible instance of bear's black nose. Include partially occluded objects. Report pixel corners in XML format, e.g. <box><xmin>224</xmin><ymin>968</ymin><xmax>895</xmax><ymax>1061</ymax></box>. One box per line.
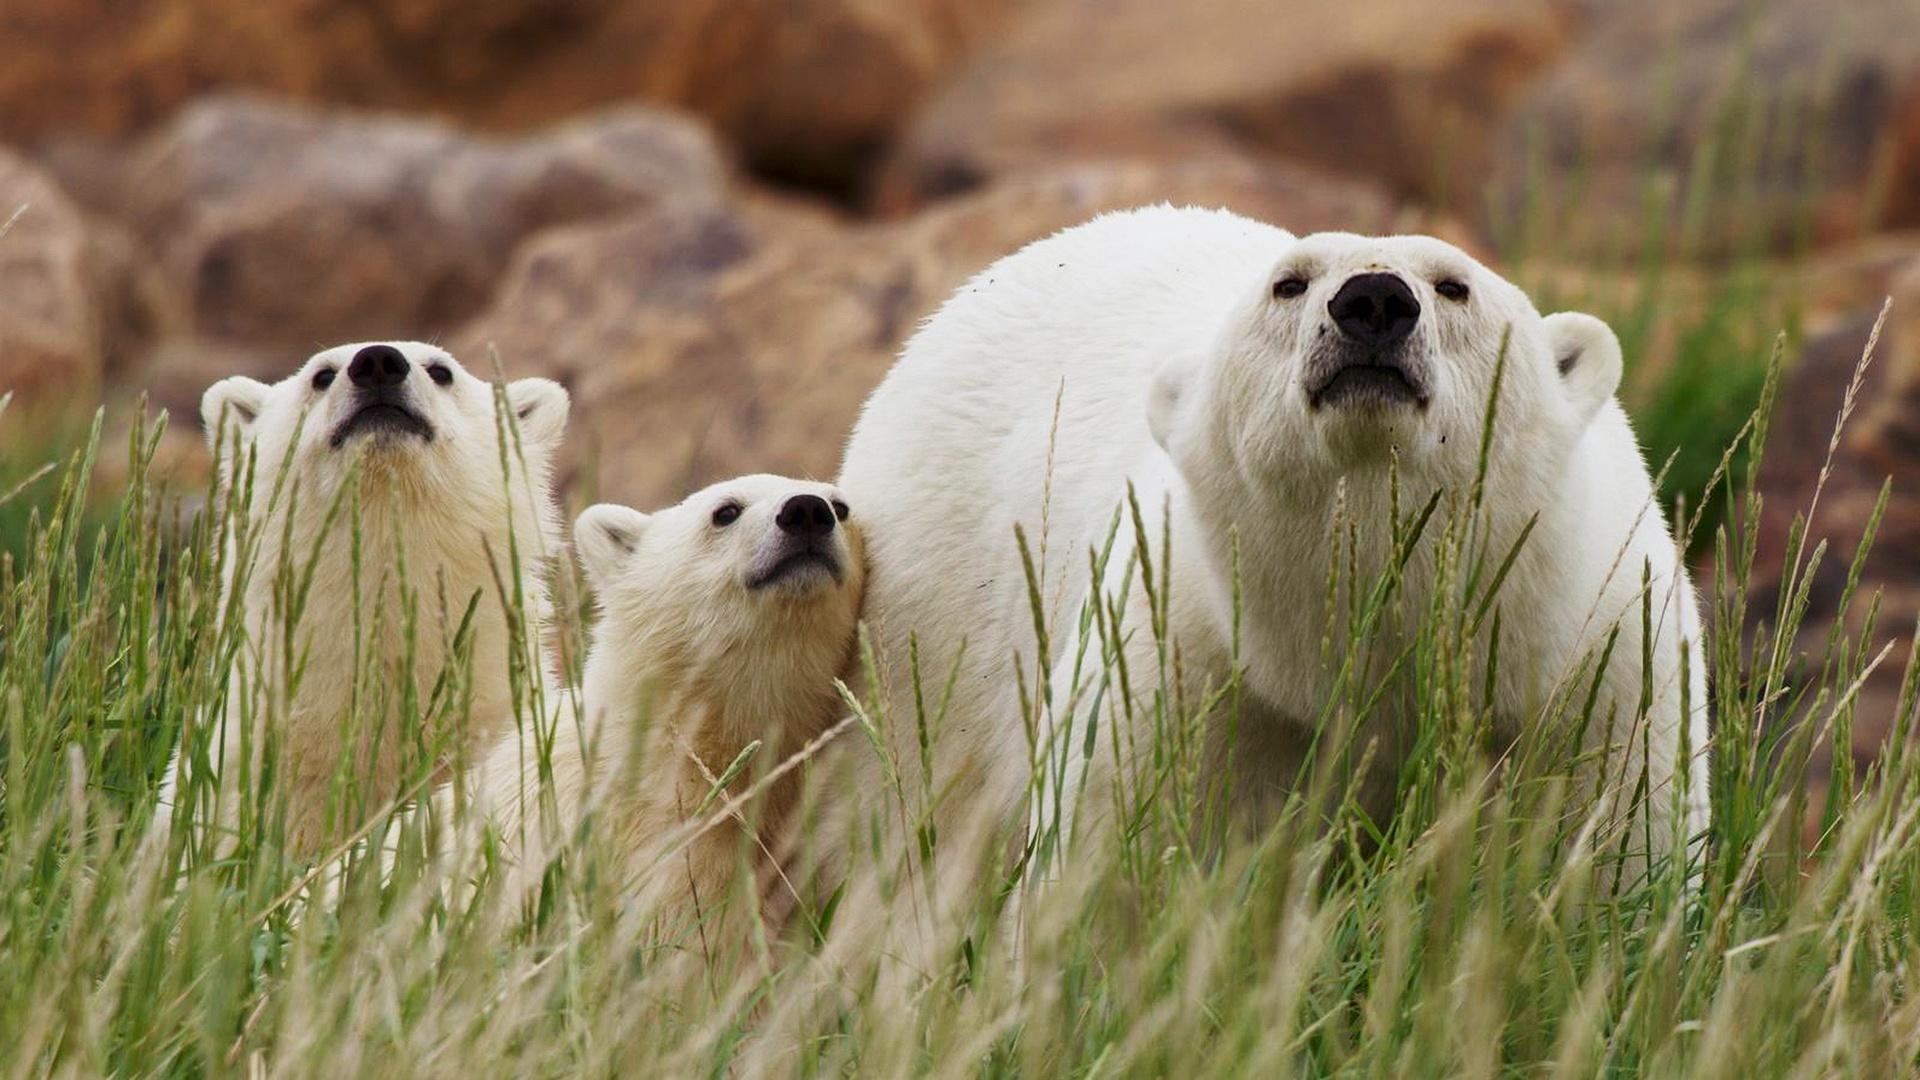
<box><xmin>1329</xmin><ymin>273</ymin><xmax>1421</xmax><ymax>348</ymax></box>
<box><xmin>347</xmin><ymin>344</ymin><xmax>410</xmax><ymax>389</ymax></box>
<box><xmin>776</xmin><ymin>494</ymin><xmax>837</xmax><ymax>538</ymax></box>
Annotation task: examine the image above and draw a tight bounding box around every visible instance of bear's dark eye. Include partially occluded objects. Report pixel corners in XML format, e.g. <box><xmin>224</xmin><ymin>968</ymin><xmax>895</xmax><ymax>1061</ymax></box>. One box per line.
<box><xmin>426</xmin><ymin>363</ymin><xmax>454</xmax><ymax>387</ymax></box>
<box><xmin>1273</xmin><ymin>277</ymin><xmax>1309</xmax><ymax>300</ymax></box>
<box><xmin>311</xmin><ymin>367</ymin><xmax>336</xmax><ymax>391</ymax></box>
<box><xmin>831</xmin><ymin>499</ymin><xmax>850</xmax><ymax>522</ymax></box>
<box><xmin>712</xmin><ymin>502</ymin><xmax>743</xmax><ymax>527</ymax></box>
<box><xmin>1435</xmin><ymin>279</ymin><xmax>1470</xmax><ymax>302</ymax></box>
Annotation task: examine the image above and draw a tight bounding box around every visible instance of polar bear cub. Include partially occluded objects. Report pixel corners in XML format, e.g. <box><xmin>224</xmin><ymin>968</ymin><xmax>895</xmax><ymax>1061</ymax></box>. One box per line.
<box><xmin>462</xmin><ymin>475</ymin><xmax>865</xmax><ymax>924</ymax></box>
<box><xmin>839</xmin><ymin>207</ymin><xmax>1709</xmax><ymax>881</ymax></box>
<box><xmin>167</xmin><ymin>341</ymin><xmax>568</xmax><ymax>856</ymax></box>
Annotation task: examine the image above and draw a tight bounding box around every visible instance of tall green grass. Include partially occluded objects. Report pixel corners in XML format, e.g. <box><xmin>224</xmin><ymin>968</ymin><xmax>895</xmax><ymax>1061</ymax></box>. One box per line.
<box><xmin>0</xmin><ymin>300</ymin><xmax>1910</xmax><ymax>1075</ymax></box>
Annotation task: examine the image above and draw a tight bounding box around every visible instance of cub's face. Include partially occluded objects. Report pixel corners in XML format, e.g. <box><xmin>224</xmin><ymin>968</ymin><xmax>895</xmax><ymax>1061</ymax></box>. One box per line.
<box><xmin>1152</xmin><ymin>233</ymin><xmax>1623</xmax><ymax>484</ymax></box>
<box><xmin>573</xmin><ymin>475</ymin><xmax>867</xmax><ymax>652</ymax></box>
<box><xmin>200</xmin><ymin>342</ymin><xmax>568</xmax><ymax>497</ymax></box>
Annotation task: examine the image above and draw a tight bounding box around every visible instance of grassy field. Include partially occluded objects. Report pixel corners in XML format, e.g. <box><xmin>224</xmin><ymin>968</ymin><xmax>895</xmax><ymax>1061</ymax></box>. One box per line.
<box><xmin>0</xmin><ymin>291</ymin><xmax>1912</xmax><ymax>1077</ymax></box>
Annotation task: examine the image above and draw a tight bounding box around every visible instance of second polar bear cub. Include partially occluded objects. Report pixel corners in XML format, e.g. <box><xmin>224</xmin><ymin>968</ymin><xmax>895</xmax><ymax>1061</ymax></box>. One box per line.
<box><xmin>173</xmin><ymin>341</ymin><xmax>568</xmax><ymax>856</ymax></box>
<box><xmin>463</xmin><ymin>474</ymin><xmax>865</xmax><ymax>923</ymax></box>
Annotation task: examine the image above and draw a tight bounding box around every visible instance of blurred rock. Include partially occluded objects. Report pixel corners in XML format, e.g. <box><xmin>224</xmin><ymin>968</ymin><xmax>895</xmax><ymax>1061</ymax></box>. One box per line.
<box><xmin>123</xmin><ymin>97</ymin><xmax>725</xmax><ymax>370</ymax></box>
<box><xmin>1885</xmin><ymin>83</ymin><xmax>1920</xmax><ymax>230</ymax></box>
<box><xmin>0</xmin><ymin>149</ymin><xmax>120</xmax><ymax>405</ymax></box>
<box><xmin>875</xmin><ymin>0</ymin><xmax>1570</xmax><ymax>213</ymax></box>
<box><xmin>1750</xmin><ymin>254</ymin><xmax>1920</xmax><ymax>785</ymax></box>
<box><xmin>459</xmin><ymin>158</ymin><xmax>1401</xmax><ymax>508</ymax></box>
<box><xmin>1799</xmin><ymin>233</ymin><xmax>1920</xmax><ymax>334</ymax></box>
<box><xmin>1493</xmin><ymin>0</ymin><xmax>1920</xmax><ymax>254</ymax></box>
<box><xmin>1853</xmin><ymin>267</ymin><xmax>1920</xmax><ymax>530</ymax></box>
<box><xmin>137</xmin><ymin>337</ymin><xmax>285</xmax><ymax>436</ymax></box>
<box><xmin>0</xmin><ymin>0</ymin><xmax>1016</xmax><ymax>194</ymax></box>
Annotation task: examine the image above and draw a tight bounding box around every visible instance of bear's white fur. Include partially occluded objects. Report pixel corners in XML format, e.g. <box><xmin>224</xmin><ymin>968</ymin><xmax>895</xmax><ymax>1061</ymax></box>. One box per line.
<box><xmin>459</xmin><ymin>474</ymin><xmax>865</xmax><ymax>925</ymax></box>
<box><xmin>838</xmin><ymin>207</ymin><xmax>1709</xmax><ymax>881</ymax></box>
<box><xmin>163</xmin><ymin>341</ymin><xmax>568</xmax><ymax>856</ymax></box>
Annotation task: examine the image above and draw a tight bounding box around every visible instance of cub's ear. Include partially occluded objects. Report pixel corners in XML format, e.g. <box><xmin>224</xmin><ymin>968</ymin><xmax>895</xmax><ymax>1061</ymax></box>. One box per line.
<box><xmin>1543</xmin><ymin>312</ymin><xmax>1622</xmax><ymax>429</ymax></box>
<box><xmin>200</xmin><ymin>376</ymin><xmax>269</xmax><ymax>454</ymax></box>
<box><xmin>574</xmin><ymin>503</ymin><xmax>649</xmax><ymax>593</ymax></box>
<box><xmin>505</xmin><ymin>377</ymin><xmax>570</xmax><ymax>454</ymax></box>
<box><xmin>1147</xmin><ymin>363</ymin><xmax>1193</xmax><ymax>452</ymax></box>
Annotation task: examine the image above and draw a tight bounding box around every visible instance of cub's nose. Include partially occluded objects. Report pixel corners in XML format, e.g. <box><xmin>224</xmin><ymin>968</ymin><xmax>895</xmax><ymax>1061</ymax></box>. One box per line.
<box><xmin>1329</xmin><ymin>273</ymin><xmax>1421</xmax><ymax>347</ymax></box>
<box><xmin>776</xmin><ymin>494</ymin><xmax>837</xmax><ymax>538</ymax></box>
<box><xmin>347</xmin><ymin>344</ymin><xmax>410</xmax><ymax>389</ymax></box>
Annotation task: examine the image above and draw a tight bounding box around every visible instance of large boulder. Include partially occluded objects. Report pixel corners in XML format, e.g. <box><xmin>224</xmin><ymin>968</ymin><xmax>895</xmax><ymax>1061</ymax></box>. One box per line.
<box><xmin>458</xmin><ymin>158</ymin><xmax>1401</xmax><ymax>509</ymax></box>
<box><xmin>1492</xmin><ymin>0</ymin><xmax>1920</xmax><ymax>253</ymax></box>
<box><xmin>122</xmin><ymin>97</ymin><xmax>726</xmax><ymax>368</ymax></box>
<box><xmin>0</xmin><ymin>149</ymin><xmax>126</xmax><ymax>405</ymax></box>
<box><xmin>1747</xmin><ymin>251</ymin><xmax>1920</xmax><ymax>805</ymax></box>
<box><xmin>874</xmin><ymin>0</ymin><xmax>1571</xmax><ymax>213</ymax></box>
<box><xmin>0</xmin><ymin>0</ymin><xmax>1016</xmax><ymax>192</ymax></box>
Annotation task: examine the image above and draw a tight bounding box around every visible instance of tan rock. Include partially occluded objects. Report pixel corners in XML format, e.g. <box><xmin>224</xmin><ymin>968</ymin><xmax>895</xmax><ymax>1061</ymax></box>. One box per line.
<box><xmin>0</xmin><ymin>0</ymin><xmax>1017</xmax><ymax>192</ymax></box>
<box><xmin>1797</xmin><ymin>233</ymin><xmax>1920</xmax><ymax>335</ymax></box>
<box><xmin>876</xmin><ymin>0</ymin><xmax>1571</xmax><ymax>212</ymax></box>
<box><xmin>459</xmin><ymin>158</ymin><xmax>1401</xmax><ymax>509</ymax></box>
<box><xmin>1856</xmin><ymin>262</ymin><xmax>1920</xmax><ymax>484</ymax></box>
<box><xmin>1492</xmin><ymin>0</ymin><xmax>1920</xmax><ymax>253</ymax></box>
<box><xmin>0</xmin><ymin>150</ymin><xmax>114</xmax><ymax>406</ymax></box>
<box><xmin>123</xmin><ymin>97</ymin><xmax>725</xmax><ymax>367</ymax></box>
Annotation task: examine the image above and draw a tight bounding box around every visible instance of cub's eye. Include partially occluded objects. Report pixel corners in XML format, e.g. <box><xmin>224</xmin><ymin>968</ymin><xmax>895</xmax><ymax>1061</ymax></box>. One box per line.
<box><xmin>1435</xmin><ymin>279</ymin><xmax>1470</xmax><ymax>302</ymax></box>
<box><xmin>426</xmin><ymin>363</ymin><xmax>454</xmax><ymax>387</ymax></box>
<box><xmin>711</xmin><ymin>502</ymin><xmax>742</xmax><ymax>527</ymax></box>
<box><xmin>1273</xmin><ymin>277</ymin><xmax>1309</xmax><ymax>300</ymax></box>
<box><xmin>830</xmin><ymin>499</ymin><xmax>850</xmax><ymax>522</ymax></box>
<box><xmin>311</xmin><ymin>367</ymin><xmax>336</xmax><ymax>391</ymax></box>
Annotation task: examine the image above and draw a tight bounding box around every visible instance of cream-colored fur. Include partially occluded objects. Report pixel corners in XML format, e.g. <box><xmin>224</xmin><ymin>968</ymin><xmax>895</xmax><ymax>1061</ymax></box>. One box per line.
<box><xmin>462</xmin><ymin>474</ymin><xmax>866</xmax><ymax>928</ymax></box>
<box><xmin>161</xmin><ymin>341</ymin><xmax>568</xmax><ymax>857</ymax></box>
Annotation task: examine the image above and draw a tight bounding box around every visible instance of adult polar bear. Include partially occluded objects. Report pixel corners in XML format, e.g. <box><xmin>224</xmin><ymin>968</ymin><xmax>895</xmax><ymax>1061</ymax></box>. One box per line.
<box><xmin>839</xmin><ymin>206</ymin><xmax>1708</xmax><ymax>884</ymax></box>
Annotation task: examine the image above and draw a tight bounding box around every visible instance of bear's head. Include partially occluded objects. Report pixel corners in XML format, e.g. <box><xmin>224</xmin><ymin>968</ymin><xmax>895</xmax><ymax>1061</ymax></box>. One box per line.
<box><xmin>199</xmin><ymin>341</ymin><xmax>569</xmax><ymax>506</ymax></box>
<box><xmin>573</xmin><ymin>475</ymin><xmax>867</xmax><ymax>687</ymax></box>
<box><xmin>1149</xmin><ymin>232</ymin><xmax>1622</xmax><ymax>493</ymax></box>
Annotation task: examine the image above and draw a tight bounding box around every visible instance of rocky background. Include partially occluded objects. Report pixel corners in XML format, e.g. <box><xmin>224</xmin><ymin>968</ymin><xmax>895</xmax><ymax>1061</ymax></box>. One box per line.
<box><xmin>2</xmin><ymin>0</ymin><xmax>1918</xmax><ymax>792</ymax></box>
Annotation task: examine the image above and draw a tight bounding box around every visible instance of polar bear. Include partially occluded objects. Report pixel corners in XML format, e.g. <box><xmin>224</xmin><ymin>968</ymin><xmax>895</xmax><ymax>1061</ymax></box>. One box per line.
<box><xmin>164</xmin><ymin>341</ymin><xmax>569</xmax><ymax>857</ymax></box>
<box><xmin>459</xmin><ymin>475</ymin><xmax>865</xmax><ymax>927</ymax></box>
<box><xmin>838</xmin><ymin>206</ymin><xmax>1709</xmax><ymax>887</ymax></box>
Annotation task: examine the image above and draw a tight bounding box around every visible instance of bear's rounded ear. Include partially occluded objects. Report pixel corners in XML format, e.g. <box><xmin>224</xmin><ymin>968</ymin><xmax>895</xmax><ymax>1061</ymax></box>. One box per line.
<box><xmin>200</xmin><ymin>376</ymin><xmax>269</xmax><ymax>453</ymax></box>
<box><xmin>574</xmin><ymin>503</ymin><xmax>649</xmax><ymax>593</ymax></box>
<box><xmin>1147</xmin><ymin>363</ymin><xmax>1193</xmax><ymax>452</ymax></box>
<box><xmin>1543</xmin><ymin>312</ymin><xmax>1622</xmax><ymax>429</ymax></box>
<box><xmin>505</xmin><ymin>377</ymin><xmax>570</xmax><ymax>455</ymax></box>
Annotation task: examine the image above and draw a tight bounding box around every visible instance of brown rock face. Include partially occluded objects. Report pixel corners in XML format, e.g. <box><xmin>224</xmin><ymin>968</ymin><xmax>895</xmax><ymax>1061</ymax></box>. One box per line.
<box><xmin>1884</xmin><ymin>80</ymin><xmax>1920</xmax><ymax>231</ymax></box>
<box><xmin>1493</xmin><ymin>0</ymin><xmax>1920</xmax><ymax>253</ymax></box>
<box><xmin>0</xmin><ymin>150</ymin><xmax>118</xmax><ymax>405</ymax></box>
<box><xmin>0</xmin><ymin>0</ymin><xmax>1015</xmax><ymax>192</ymax></box>
<box><xmin>124</xmin><ymin>97</ymin><xmax>725</xmax><ymax>367</ymax></box>
<box><xmin>1748</xmin><ymin>256</ymin><xmax>1920</xmax><ymax>790</ymax></box>
<box><xmin>457</xmin><ymin>158</ymin><xmax>1398</xmax><ymax>509</ymax></box>
<box><xmin>875</xmin><ymin>0</ymin><xmax>1571</xmax><ymax>213</ymax></box>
